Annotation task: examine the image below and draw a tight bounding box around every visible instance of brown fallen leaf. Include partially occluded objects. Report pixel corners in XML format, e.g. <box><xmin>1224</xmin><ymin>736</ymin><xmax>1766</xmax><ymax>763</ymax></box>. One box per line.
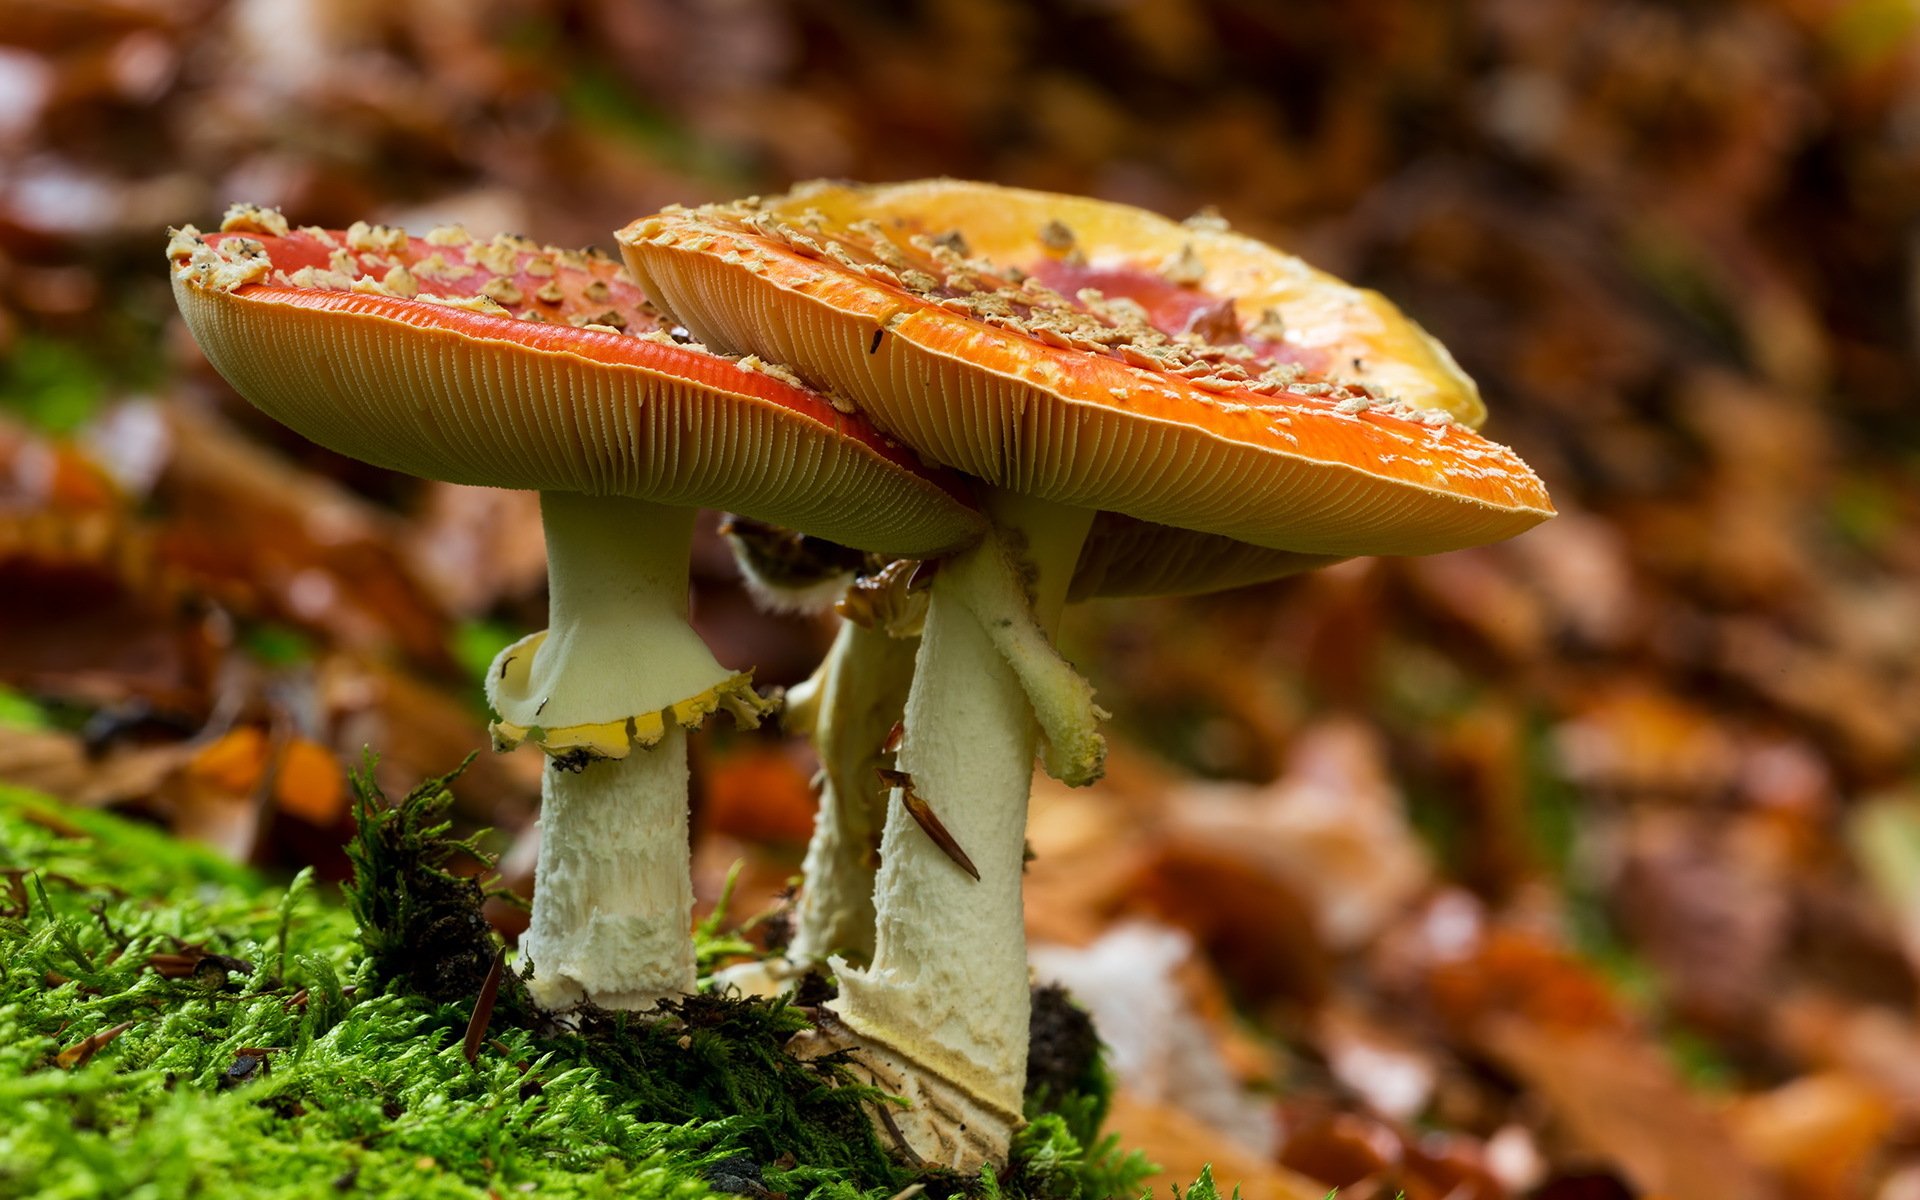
<box><xmin>1159</xmin><ymin>719</ymin><xmax>1430</xmax><ymax>954</ymax></box>
<box><xmin>1275</xmin><ymin>1109</ymin><xmax>1403</xmax><ymax>1192</ymax></box>
<box><xmin>1106</xmin><ymin>1088</ymin><xmax>1326</xmax><ymax>1200</ymax></box>
<box><xmin>1483</xmin><ymin>1020</ymin><xmax>1775</xmax><ymax>1200</ymax></box>
<box><xmin>700</xmin><ymin>743</ymin><xmax>817</xmax><ymax>846</ymax></box>
<box><xmin>463</xmin><ymin>949</ymin><xmax>506</xmax><ymax>1065</ymax></box>
<box><xmin>1728</xmin><ymin>1073</ymin><xmax>1893</xmax><ymax>1200</ymax></box>
<box><xmin>56</xmin><ymin>1020</ymin><xmax>134</xmax><ymax>1069</ymax></box>
<box><xmin>141</xmin><ymin>401</ymin><xmax>454</xmax><ymax>671</ymax></box>
<box><xmin>1426</xmin><ymin>925</ymin><xmax>1622</xmax><ymax>1036</ymax></box>
<box><xmin>273</xmin><ymin>736</ymin><xmax>344</xmax><ymax>827</ymax></box>
<box><xmin>0</xmin><ymin>725</ymin><xmax>195</xmax><ymax>810</ymax></box>
<box><xmin>146</xmin><ymin>940</ymin><xmax>253</xmax><ymax>985</ymax></box>
<box><xmin>877</xmin><ymin>768</ymin><xmax>979</xmax><ymax>881</ymax></box>
<box><xmin>1769</xmin><ymin>992</ymin><xmax>1920</xmax><ymax>1122</ymax></box>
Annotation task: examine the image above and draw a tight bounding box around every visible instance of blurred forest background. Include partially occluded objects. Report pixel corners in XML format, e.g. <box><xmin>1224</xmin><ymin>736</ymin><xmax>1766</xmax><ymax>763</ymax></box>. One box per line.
<box><xmin>3</xmin><ymin>1</ymin><xmax>1920</xmax><ymax>1197</ymax></box>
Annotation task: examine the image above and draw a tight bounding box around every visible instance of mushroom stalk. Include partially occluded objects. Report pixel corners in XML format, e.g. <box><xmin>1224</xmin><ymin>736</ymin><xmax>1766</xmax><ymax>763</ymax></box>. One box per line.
<box><xmin>828</xmin><ymin>490</ymin><xmax>1095</xmax><ymax>1168</ymax></box>
<box><xmin>525</xmin><ymin>725</ymin><xmax>695</xmax><ymax>1010</ymax></box>
<box><xmin>495</xmin><ymin>492</ymin><xmax>756</xmax><ymax>1012</ymax></box>
<box><xmin>787</xmin><ymin>619</ymin><xmax>919</xmax><ymax>966</ymax></box>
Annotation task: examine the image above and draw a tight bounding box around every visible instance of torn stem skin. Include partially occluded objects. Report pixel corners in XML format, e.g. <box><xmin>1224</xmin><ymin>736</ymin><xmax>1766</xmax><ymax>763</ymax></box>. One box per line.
<box><xmin>788</xmin><ymin>619</ymin><xmax>919</xmax><ymax>967</ymax></box>
<box><xmin>828</xmin><ymin>490</ymin><xmax>1097</xmax><ymax>1169</ymax></box>
<box><xmin>488</xmin><ymin>493</ymin><xmax>768</xmax><ymax>1012</ymax></box>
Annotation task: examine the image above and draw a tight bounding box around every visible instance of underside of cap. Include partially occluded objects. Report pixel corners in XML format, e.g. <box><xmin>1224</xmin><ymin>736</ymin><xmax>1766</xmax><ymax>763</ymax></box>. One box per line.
<box><xmin>618</xmin><ymin>188</ymin><xmax>1553</xmax><ymax>560</ymax></box>
<box><xmin>168</xmin><ymin>212</ymin><xmax>983</xmax><ymax>560</ymax></box>
<box><xmin>1070</xmin><ymin>513</ymin><xmax>1345</xmax><ymax>601</ymax></box>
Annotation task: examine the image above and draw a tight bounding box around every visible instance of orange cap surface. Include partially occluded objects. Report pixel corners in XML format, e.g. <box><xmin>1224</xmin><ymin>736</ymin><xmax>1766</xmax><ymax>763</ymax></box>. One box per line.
<box><xmin>620</xmin><ymin>181</ymin><xmax>1553</xmax><ymax>560</ymax></box>
<box><xmin>169</xmin><ymin>206</ymin><xmax>982</xmax><ymax>559</ymax></box>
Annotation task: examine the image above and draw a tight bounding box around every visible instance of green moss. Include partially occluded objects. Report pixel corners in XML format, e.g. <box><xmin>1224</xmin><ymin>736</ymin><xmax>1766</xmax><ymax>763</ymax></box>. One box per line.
<box><xmin>239</xmin><ymin>622</ymin><xmax>319</xmax><ymax>669</ymax></box>
<box><xmin>0</xmin><ymin>686</ymin><xmax>53</xmax><ymax>732</ymax></box>
<box><xmin>341</xmin><ymin>760</ymin><xmax>919</xmax><ymax>1194</ymax></box>
<box><xmin>1016</xmin><ymin>986</ymin><xmax>1149</xmax><ymax>1198</ymax></box>
<box><xmin>0</xmin><ymin>336</ymin><xmax>112</xmax><ymax>436</ymax></box>
<box><xmin>0</xmin><ymin>783</ymin><xmax>738</xmax><ymax>1198</ymax></box>
<box><xmin>343</xmin><ymin>754</ymin><xmax>505</xmax><ymax>1005</ymax></box>
<box><xmin>0</xmin><ymin>767</ymin><xmax>1171</xmax><ymax>1198</ymax></box>
<box><xmin>450</xmin><ymin>620</ymin><xmax>525</xmax><ymax>705</ymax></box>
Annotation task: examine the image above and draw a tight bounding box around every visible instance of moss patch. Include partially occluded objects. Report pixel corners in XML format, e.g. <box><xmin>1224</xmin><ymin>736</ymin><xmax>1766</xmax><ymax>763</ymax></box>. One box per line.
<box><xmin>0</xmin><ymin>783</ymin><xmax>738</xmax><ymax>1198</ymax></box>
<box><xmin>0</xmin><ymin>771</ymin><xmax>1180</xmax><ymax>1198</ymax></box>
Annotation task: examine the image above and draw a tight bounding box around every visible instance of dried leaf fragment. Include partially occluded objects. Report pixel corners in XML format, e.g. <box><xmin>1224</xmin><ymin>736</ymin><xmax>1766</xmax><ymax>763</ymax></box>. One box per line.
<box><xmin>57</xmin><ymin>1020</ymin><xmax>135</xmax><ymax>1069</ymax></box>
<box><xmin>879</xmin><ymin>767</ymin><xmax>980</xmax><ymax>881</ymax></box>
<box><xmin>463</xmin><ymin>949</ymin><xmax>506</xmax><ymax>1065</ymax></box>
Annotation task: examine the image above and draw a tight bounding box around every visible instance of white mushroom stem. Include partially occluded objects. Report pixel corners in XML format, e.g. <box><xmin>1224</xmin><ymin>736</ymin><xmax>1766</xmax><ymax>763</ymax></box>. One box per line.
<box><xmin>492</xmin><ymin>492</ymin><xmax>763</xmax><ymax>1013</ymax></box>
<box><xmin>525</xmin><ymin>726</ymin><xmax>695</xmax><ymax>1010</ymax></box>
<box><xmin>827</xmin><ymin>490</ymin><xmax>1098</xmax><ymax>1168</ymax></box>
<box><xmin>787</xmin><ymin>619</ymin><xmax>919</xmax><ymax>966</ymax></box>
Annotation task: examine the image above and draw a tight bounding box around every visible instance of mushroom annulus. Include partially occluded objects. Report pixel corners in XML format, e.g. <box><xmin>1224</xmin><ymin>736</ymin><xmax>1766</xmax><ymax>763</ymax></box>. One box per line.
<box><xmin>169</xmin><ymin>204</ymin><xmax>983</xmax><ymax>1013</ymax></box>
<box><xmin>620</xmin><ymin>180</ymin><xmax>1555</xmax><ymax>1166</ymax></box>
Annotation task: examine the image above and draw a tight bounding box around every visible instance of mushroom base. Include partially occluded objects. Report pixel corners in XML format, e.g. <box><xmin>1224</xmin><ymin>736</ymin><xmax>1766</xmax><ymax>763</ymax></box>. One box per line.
<box><xmin>521</xmin><ymin>725</ymin><xmax>697</xmax><ymax>1011</ymax></box>
<box><xmin>792</xmin><ymin>1015</ymin><xmax>1018</xmax><ymax>1173</ymax></box>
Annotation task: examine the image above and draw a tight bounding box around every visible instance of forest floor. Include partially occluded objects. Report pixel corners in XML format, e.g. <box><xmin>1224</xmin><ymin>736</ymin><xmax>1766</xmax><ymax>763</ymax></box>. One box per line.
<box><xmin>0</xmin><ymin>771</ymin><xmax>1190</xmax><ymax>1200</ymax></box>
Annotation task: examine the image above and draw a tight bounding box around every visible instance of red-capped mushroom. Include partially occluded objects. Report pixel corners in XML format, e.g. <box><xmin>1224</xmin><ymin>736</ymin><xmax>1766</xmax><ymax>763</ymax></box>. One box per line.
<box><xmin>619</xmin><ymin>180</ymin><xmax>1553</xmax><ymax>1167</ymax></box>
<box><xmin>170</xmin><ymin>204</ymin><xmax>983</xmax><ymax>1014</ymax></box>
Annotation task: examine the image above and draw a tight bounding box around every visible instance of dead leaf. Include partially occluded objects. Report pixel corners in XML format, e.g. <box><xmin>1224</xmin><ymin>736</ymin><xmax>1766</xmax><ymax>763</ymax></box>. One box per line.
<box><xmin>1483</xmin><ymin>1020</ymin><xmax>1775</xmax><ymax>1200</ymax></box>
<box><xmin>1729</xmin><ymin>1073</ymin><xmax>1893</xmax><ymax>1200</ymax></box>
<box><xmin>1106</xmin><ymin>1089</ymin><xmax>1324</xmax><ymax>1200</ymax></box>
<box><xmin>56</xmin><ymin>1020</ymin><xmax>134</xmax><ymax>1069</ymax></box>
<box><xmin>273</xmin><ymin>736</ymin><xmax>344</xmax><ymax>826</ymax></box>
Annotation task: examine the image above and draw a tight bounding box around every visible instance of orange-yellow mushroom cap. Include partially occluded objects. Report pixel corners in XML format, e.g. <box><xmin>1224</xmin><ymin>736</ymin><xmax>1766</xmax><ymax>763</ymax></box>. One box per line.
<box><xmin>168</xmin><ymin>206</ymin><xmax>983</xmax><ymax>560</ymax></box>
<box><xmin>619</xmin><ymin>181</ymin><xmax>1554</xmax><ymax>562</ymax></box>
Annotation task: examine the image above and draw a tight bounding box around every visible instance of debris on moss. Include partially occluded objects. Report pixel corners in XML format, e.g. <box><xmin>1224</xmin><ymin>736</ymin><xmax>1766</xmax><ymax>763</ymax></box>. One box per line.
<box><xmin>342</xmin><ymin>754</ymin><xmax>506</xmax><ymax>1005</ymax></box>
<box><xmin>1026</xmin><ymin>982</ymin><xmax>1105</xmax><ymax>1116</ymax></box>
<box><xmin>999</xmin><ymin>990</ymin><xmax>1152</xmax><ymax>1200</ymax></box>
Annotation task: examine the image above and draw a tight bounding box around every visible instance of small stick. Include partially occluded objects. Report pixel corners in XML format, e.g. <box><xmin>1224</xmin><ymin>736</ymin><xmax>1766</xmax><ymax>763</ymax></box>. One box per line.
<box><xmin>877</xmin><ymin>768</ymin><xmax>979</xmax><ymax>882</ymax></box>
<box><xmin>57</xmin><ymin>1021</ymin><xmax>134</xmax><ymax>1069</ymax></box>
<box><xmin>463</xmin><ymin>949</ymin><xmax>506</xmax><ymax>1065</ymax></box>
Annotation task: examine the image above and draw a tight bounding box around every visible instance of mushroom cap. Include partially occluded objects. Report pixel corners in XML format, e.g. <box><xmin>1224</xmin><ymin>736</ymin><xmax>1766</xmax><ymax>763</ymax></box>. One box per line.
<box><xmin>168</xmin><ymin>207</ymin><xmax>983</xmax><ymax>560</ymax></box>
<box><xmin>619</xmin><ymin>181</ymin><xmax>1553</xmax><ymax>560</ymax></box>
<box><xmin>755</xmin><ymin>178</ymin><xmax>1486</xmax><ymax>427</ymax></box>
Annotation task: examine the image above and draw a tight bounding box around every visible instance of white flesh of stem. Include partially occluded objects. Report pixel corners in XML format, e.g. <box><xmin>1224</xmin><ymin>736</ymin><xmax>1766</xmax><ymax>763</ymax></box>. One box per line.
<box><xmin>491</xmin><ymin>493</ymin><xmax>733</xmax><ymax>734</ymax></box>
<box><xmin>789</xmin><ymin>619</ymin><xmax>919</xmax><ymax>966</ymax></box>
<box><xmin>828</xmin><ymin>490</ymin><xmax>1094</xmax><ymax>1167</ymax></box>
<box><xmin>525</xmin><ymin>725</ymin><xmax>695</xmax><ymax>1010</ymax></box>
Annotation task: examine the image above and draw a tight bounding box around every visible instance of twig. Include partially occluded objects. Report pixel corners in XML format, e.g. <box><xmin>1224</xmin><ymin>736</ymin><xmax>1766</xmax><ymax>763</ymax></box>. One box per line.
<box><xmin>878</xmin><ymin>768</ymin><xmax>980</xmax><ymax>881</ymax></box>
<box><xmin>463</xmin><ymin>948</ymin><xmax>506</xmax><ymax>1065</ymax></box>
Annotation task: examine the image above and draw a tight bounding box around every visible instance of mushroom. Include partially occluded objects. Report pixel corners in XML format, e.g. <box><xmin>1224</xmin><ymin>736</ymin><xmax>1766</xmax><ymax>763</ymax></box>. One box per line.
<box><xmin>725</xmin><ymin>510</ymin><xmax>1339</xmax><ymax>977</ymax></box>
<box><xmin>719</xmin><ymin>516</ymin><xmax>920</xmax><ymax>970</ymax></box>
<box><xmin>169</xmin><ymin>204</ymin><xmax>983</xmax><ymax>1013</ymax></box>
<box><xmin>619</xmin><ymin>180</ymin><xmax>1554</xmax><ymax>1166</ymax></box>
